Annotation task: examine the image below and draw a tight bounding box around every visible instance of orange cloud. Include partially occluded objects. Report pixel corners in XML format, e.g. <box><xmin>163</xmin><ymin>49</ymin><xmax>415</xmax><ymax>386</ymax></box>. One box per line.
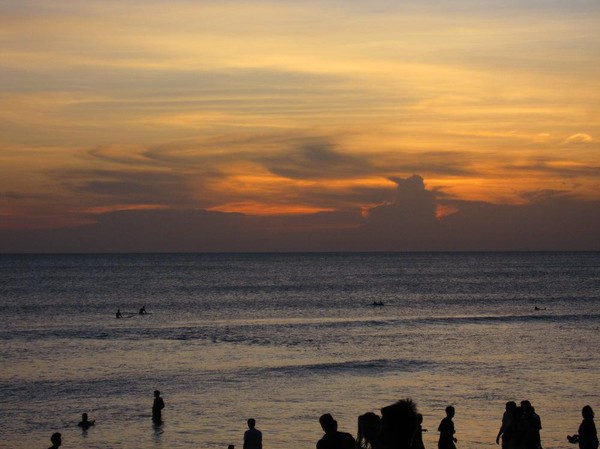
<box><xmin>1</xmin><ymin>0</ymin><xmax>599</xmax><ymax>237</ymax></box>
<box><xmin>84</xmin><ymin>204</ymin><xmax>168</xmax><ymax>214</ymax></box>
<box><xmin>208</xmin><ymin>201</ymin><xmax>333</xmax><ymax>216</ymax></box>
<box><xmin>563</xmin><ymin>133</ymin><xmax>594</xmax><ymax>144</ymax></box>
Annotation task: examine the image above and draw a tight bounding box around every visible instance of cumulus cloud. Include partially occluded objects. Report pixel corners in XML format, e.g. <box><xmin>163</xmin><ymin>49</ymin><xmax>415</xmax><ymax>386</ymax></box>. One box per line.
<box><xmin>353</xmin><ymin>175</ymin><xmax>443</xmax><ymax>250</ymax></box>
<box><xmin>367</xmin><ymin>175</ymin><xmax>437</xmax><ymax>223</ymax></box>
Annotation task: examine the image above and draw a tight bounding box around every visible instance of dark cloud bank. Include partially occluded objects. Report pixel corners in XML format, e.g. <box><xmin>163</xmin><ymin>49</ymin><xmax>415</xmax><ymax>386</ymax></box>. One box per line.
<box><xmin>2</xmin><ymin>175</ymin><xmax>599</xmax><ymax>252</ymax></box>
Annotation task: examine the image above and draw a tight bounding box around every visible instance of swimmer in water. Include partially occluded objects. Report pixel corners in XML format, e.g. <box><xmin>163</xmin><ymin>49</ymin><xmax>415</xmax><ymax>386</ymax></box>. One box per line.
<box><xmin>78</xmin><ymin>413</ymin><xmax>95</xmax><ymax>429</ymax></box>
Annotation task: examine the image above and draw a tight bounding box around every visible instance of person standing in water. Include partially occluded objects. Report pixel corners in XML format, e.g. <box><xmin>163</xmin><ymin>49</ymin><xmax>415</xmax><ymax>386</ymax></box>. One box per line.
<box><xmin>244</xmin><ymin>418</ymin><xmax>263</xmax><ymax>449</ymax></box>
<box><xmin>438</xmin><ymin>406</ymin><xmax>457</xmax><ymax>449</ymax></box>
<box><xmin>152</xmin><ymin>390</ymin><xmax>165</xmax><ymax>423</ymax></box>
<box><xmin>568</xmin><ymin>406</ymin><xmax>599</xmax><ymax>449</ymax></box>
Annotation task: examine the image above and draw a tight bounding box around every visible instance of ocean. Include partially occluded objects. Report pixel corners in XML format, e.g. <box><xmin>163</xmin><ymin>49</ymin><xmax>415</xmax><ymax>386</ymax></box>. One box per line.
<box><xmin>0</xmin><ymin>252</ymin><xmax>598</xmax><ymax>449</ymax></box>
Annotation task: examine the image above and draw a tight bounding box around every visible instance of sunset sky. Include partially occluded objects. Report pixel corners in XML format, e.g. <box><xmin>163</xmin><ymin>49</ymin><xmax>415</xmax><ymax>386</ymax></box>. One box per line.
<box><xmin>1</xmin><ymin>0</ymin><xmax>599</xmax><ymax>251</ymax></box>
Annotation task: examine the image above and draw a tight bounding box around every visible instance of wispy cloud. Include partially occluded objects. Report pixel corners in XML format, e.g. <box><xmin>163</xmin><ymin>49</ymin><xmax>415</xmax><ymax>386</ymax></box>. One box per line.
<box><xmin>562</xmin><ymin>133</ymin><xmax>594</xmax><ymax>144</ymax></box>
<box><xmin>1</xmin><ymin>0</ymin><xmax>599</xmax><ymax>244</ymax></box>
<box><xmin>259</xmin><ymin>140</ymin><xmax>375</xmax><ymax>180</ymax></box>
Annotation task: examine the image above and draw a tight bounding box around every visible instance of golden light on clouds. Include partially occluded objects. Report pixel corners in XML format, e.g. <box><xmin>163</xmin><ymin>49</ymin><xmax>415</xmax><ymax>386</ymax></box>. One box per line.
<box><xmin>1</xmin><ymin>0</ymin><xmax>599</xmax><ymax>242</ymax></box>
<box><xmin>208</xmin><ymin>202</ymin><xmax>334</xmax><ymax>216</ymax></box>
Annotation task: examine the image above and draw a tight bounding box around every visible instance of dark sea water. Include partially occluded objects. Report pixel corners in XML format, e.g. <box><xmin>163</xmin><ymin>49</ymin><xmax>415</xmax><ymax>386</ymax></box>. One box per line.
<box><xmin>0</xmin><ymin>252</ymin><xmax>598</xmax><ymax>449</ymax></box>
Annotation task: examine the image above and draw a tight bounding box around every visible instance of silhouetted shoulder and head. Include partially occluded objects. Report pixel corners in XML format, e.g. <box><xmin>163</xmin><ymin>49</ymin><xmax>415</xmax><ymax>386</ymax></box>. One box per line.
<box><xmin>317</xmin><ymin>413</ymin><xmax>356</xmax><ymax>449</ymax></box>
<box><xmin>244</xmin><ymin>418</ymin><xmax>262</xmax><ymax>449</ymax></box>
<box><xmin>48</xmin><ymin>432</ymin><xmax>62</xmax><ymax>449</ymax></box>
<box><xmin>568</xmin><ymin>406</ymin><xmax>598</xmax><ymax>449</ymax></box>
<box><xmin>320</xmin><ymin>413</ymin><xmax>338</xmax><ymax>433</ymax></box>
<box><xmin>78</xmin><ymin>412</ymin><xmax>95</xmax><ymax>429</ymax></box>
<box><xmin>438</xmin><ymin>406</ymin><xmax>457</xmax><ymax>449</ymax></box>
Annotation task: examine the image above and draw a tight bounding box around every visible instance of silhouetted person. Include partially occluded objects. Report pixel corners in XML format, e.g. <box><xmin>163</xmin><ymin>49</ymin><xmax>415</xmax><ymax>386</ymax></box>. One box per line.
<box><xmin>317</xmin><ymin>413</ymin><xmax>356</xmax><ymax>449</ymax></box>
<box><xmin>244</xmin><ymin>418</ymin><xmax>262</xmax><ymax>449</ymax></box>
<box><xmin>152</xmin><ymin>390</ymin><xmax>165</xmax><ymax>423</ymax></box>
<box><xmin>116</xmin><ymin>309</ymin><xmax>123</xmax><ymax>318</ymax></box>
<box><xmin>521</xmin><ymin>401</ymin><xmax>542</xmax><ymax>449</ymax></box>
<box><xmin>410</xmin><ymin>413</ymin><xmax>427</xmax><ymax>449</ymax></box>
<box><xmin>497</xmin><ymin>401</ymin><xmax>518</xmax><ymax>448</ymax></box>
<box><xmin>412</xmin><ymin>413</ymin><xmax>427</xmax><ymax>449</ymax></box>
<box><xmin>438</xmin><ymin>406</ymin><xmax>457</xmax><ymax>449</ymax></box>
<box><xmin>568</xmin><ymin>406</ymin><xmax>598</xmax><ymax>449</ymax></box>
<box><xmin>381</xmin><ymin>399</ymin><xmax>419</xmax><ymax>449</ymax></box>
<box><xmin>139</xmin><ymin>305</ymin><xmax>146</xmax><ymax>315</ymax></box>
<box><xmin>357</xmin><ymin>412</ymin><xmax>382</xmax><ymax>449</ymax></box>
<box><xmin>48</xmin><ymin>432</ymin><xmax>62</xmax><ymax>449</ymax></box>
<box><xmin>508</xmin><ymin>406</ymin><xmax>532</xmax><ymax>449</ymax></box>
<box><xmin>78</xmin><ymin>412</ymin><xmax>95</xmax><ymax>429</ymax></box>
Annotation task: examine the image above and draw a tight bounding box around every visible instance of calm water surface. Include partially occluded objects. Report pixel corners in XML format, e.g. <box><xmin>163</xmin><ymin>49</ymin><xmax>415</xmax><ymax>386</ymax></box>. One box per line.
<box><xmin>0</xmin><ymin>253</ymin><xmax>598</xmax><ymax>449</ymax></box>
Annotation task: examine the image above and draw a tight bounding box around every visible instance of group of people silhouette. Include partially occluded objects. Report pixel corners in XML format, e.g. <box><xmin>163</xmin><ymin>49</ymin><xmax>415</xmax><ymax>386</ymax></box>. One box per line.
<box><xmin>115</xmin><ymin>305</ymin><xmax>148</xmax><ymax>319</ymax></box>
<box><xmin>45</xmin><ymin>390</ymin><xmax>163</xmax><ymax>449</ymax></box>
<box><xmin>495</xmin><ymin>400</ymin><xmax>542</xmax><ymax>449</ymax></box>
<box><xmin>45</xmin><ymin>396</ymin><xmax>597</xmax><ymax>449</ymax></box>
<box><xmin>319</xmin><ymin>399</ymin><xmax>454</xmax><ymax>449</ymax></box>
<box><xmin>44</xmin><ymin>391</ymin><xmax>262</xmax><ymax>449</ymax></box>
<box><xmin>316</xmin><ymin>400</ymin><xmax>596</xmax><ymax>449</ymax></box>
